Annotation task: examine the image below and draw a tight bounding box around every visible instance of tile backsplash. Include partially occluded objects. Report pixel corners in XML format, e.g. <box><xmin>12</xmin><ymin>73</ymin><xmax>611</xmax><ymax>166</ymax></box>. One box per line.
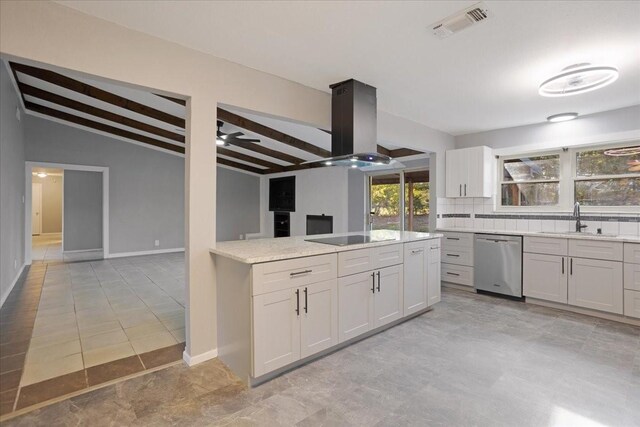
<box><xmin>436</xmin><ymin>197</ymin><xmax>640</xmax><ymax>237</ymax></box>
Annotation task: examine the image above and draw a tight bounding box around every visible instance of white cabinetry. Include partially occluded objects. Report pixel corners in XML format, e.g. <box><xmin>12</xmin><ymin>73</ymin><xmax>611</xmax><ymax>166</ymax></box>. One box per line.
<box><xmin>445</xmin><ymin>146</ymin><xmax>493</xmax><ymax>198</ymax></box>
<box><xmin>623</xmin><ymin>243</ymin><xmax>640</xmax><ymax>319</ymax></box>
<box><xmin>404</xmin><ymin>240</ymin><xmax>442</xmax><ymax>315</ymax></box>
<box><xmin>568</xmin><ymin>257</ymin><xmax>623</xmax><ymax>315</ymax></box>
<box><xmin>523</xmin><ymin>253</ymin><xmax>567</xmax><ymax>304</ymax></box>
<box><xmin>253</xmin><ymin>279</ymin><xmax>338</xmax><ymax>377</ymax></box>
<box><xmin>441</xmin><ymin>231</ymin><xmax>474</xmax><ymax>288</ymax></box>
<box><xmin>427</xmin><ymin>242</ymin><xmax>442</xmax><ymax>306</ymax></box>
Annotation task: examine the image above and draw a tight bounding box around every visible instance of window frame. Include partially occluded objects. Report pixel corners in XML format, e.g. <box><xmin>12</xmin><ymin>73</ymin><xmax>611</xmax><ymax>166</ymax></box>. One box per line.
<box><xmin>496</xmin><ymin>141</ymin><xmax>640</xmax><ymax>213</ymax></box>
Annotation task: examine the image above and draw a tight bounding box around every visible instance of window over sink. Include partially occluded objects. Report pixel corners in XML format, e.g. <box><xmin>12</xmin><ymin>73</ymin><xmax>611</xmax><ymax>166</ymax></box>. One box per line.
<box><xmin>497</xmin><ymin>142</ymin><xmax>640</xmax><ymax>212</ymax></box>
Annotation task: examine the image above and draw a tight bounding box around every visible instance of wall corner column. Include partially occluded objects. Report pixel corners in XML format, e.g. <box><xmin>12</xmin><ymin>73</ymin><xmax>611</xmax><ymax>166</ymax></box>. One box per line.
<box><xmin>184</xmin><ymin>95</ymin><xmax>218</xmax><ymax>365</ymax></box>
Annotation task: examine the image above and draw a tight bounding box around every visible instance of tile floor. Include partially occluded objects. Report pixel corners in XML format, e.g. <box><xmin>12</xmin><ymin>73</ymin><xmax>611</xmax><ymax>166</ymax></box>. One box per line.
<box><xmin>22</xmin><ymin>253</ymin><xmax>186</xmax><ymax>386</ymax></box>
<box><xmin>31</xmin><ymin>234</ymin><xmax>104</xmax><ymax>263</ymax></box>
<box><xmin>0</xmin><ymin>252</ymin><xmax>186</xmax><ymax>417</ymax></box>
<box><xmin>3</xmin><ymin>288</ymin><xmax>639</xmax><ymax>426</ymax></box>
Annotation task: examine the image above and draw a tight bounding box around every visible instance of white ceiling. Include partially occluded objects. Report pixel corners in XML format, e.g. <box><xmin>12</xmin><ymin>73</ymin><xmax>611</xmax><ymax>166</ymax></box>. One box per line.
<box><xmin>56</xmin><ymin>1</ymin><xmax>640</xmax><ymax>135</ymax></box>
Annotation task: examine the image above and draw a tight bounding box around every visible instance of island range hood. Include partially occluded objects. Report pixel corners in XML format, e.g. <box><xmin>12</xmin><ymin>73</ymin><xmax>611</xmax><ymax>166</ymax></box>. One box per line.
<box><xmin>307</xmin><ymin>79</ymin><xmax>393</xmax><ymax>168</ymax></box>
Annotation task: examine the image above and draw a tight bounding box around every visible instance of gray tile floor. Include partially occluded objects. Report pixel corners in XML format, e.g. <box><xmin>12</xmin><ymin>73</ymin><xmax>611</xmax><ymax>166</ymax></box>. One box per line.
<box><xmin>31</xmin><ymin>234</ymin><xmax>104</xmax><ymax>263</ymax></box>
<box><xmin>4</xmin><ymin>288</ymin><xmax>639</xmax><ymax>426</ymax></box>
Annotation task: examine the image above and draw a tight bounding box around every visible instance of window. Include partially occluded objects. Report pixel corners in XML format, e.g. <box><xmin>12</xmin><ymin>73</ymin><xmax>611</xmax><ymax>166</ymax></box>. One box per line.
<box><xmin>574</xmin><ymin>146</ymin><xmax>640</xmax><ymax>207</ymax></box>
<box><xmin>498</xmin><ymin>142</ymin><xmax>640</xmax><ymax>211</ymax></box>
<box><xmin>500</xmin><ymin>154</ymin><xmax>560</xmax><ymax>207</ymax></box>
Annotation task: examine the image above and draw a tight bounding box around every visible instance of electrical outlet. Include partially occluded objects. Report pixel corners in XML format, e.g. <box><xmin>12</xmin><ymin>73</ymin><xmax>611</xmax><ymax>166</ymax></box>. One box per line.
<box><xmin>239</xmin><ymin>234</ymin><xmax>244</xmax><ymax>240</ymax></box>
<box><xmin>154</xmin><ymin>240</ymin><xmax>160</xmax><ymax>247</ymax></box>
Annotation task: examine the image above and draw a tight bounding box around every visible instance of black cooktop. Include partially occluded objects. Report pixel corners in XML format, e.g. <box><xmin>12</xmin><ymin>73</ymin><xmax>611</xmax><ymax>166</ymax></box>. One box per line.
<box><xmin>305</xmin><ymin>234</ymin><xmax>396</xmax><ymax>246</ymax></box>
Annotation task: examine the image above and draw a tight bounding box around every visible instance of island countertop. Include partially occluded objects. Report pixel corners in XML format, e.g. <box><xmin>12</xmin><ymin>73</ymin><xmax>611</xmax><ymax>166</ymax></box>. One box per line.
<box><xmin>210</xmin><ymin>230</ymin><xmax>443</xmax><ymax>264</ymax></box>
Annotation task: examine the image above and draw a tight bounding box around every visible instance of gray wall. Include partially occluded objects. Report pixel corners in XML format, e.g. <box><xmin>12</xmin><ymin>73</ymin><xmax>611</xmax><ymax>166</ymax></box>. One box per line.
<box><xmin>0</xmin><ymin>63</ymin><xmax>25</xmax><ymax>305</ymax></box>
<box><xmin>455</xmin><ymin>105</ymin><xmax>640</xmax><ymax>151</ymax></box>
<box><xmin>25</xmin><ymin>115</ymin><xmax>185</xmax><ymax>254</ymax></box>
<box><xmin>347</xmin><ymin>169</ymin><xmax>366</xmax><ymax>232</ymax></box>
<box><xmin>63</xmin><ymin>170</ymin><xmax>103</xmax><ymax>251</ymax></box>
<box><xmin>216</xmin><ymin>166</ymin><xmax>260</xmax><ymax>242</ymax></box>
<box><xmin>32</xmin><ymin>174</ymin><xmax>62</xmax><ymax>233</ymax></box>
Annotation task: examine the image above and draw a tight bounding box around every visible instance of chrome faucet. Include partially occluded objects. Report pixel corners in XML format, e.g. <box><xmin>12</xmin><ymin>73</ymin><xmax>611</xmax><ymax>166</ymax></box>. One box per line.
<box><xmin>573</xmin><ymin>202</ymin><xmax>587</xmax><ymax>232</ymax></box>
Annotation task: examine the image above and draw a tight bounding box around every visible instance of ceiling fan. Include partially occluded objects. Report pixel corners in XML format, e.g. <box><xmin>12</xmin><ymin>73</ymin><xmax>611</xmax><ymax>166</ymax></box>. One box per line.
<box><xmin>216</xmin><ymin>120</ymin><xmax>260</xmax><ymax>146</ymax></box>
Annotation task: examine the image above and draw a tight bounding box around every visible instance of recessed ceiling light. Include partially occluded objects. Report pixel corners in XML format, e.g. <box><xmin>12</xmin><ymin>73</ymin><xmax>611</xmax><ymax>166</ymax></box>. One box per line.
<box><xmin>539</xmin><ymin>63</ymin><xmax>619</xmax><ymax>97</ymax></box>
<box><xmin>547</xmin><ymin>112</ymin><xmax>578</xmax><ymax>123</ymax></box>
<box><xmin>36</xmin><ymin>172</ymin><xmax>47</xmax><ymax>178</ymax></box>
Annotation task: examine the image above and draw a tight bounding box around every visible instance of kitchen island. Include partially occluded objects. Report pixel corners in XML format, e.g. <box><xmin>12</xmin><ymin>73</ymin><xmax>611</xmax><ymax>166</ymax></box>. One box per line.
<box><xmin>210</xmin><ymin>230</ymin><xmax>442</xmax><ymax>385</ymax></box>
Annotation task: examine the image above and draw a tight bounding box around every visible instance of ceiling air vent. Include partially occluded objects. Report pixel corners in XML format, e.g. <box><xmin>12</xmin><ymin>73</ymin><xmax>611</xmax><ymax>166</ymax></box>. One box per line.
<box><xmin>431</xmin><ymin>2</ymin><xmax>490</xmax><ymax>39</ymax></box>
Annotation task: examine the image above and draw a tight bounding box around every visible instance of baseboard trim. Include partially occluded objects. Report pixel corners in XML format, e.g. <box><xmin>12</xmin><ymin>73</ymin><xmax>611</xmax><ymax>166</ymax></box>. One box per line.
<box><xmin>183</xmin><ymin>348</ymin><xmax>218</xmax><ymax>366</ymax></box>
<box><xmin>63</xmin><ymin>248</ymin><xmax>103</xmax><ymax>254</ymax></box>
<box><xmin>526</xmin><ymin>297</ymin><xmax>640</xmax><ymax>326</ymax></box>
<box><xmin>0</xmin><ymin>263</ymin><xmax>26</xmax><ymax>308</ymax></box>
<box><xmin>106</xmin><ymin>248</ymin><xmax>185</xmax><ymax>259</ymax></box>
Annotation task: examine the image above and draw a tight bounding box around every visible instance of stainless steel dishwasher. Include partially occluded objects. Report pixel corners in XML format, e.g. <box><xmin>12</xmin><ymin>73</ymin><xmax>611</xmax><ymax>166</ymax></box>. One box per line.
<box><xmin>474</xmin><ymin>234</ymin><xmax>523</xmax><ymax>298</ymax></box>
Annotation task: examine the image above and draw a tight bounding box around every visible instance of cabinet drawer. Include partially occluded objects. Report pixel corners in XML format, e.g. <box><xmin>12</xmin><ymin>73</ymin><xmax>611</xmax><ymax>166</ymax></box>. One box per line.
<box><xmin>524</xmin><ymin>236</ymin><xmax>568</xmax><ymax>256</ymax></box>
<box><xmin>569</xmin><ymin>239</ymin><xmax>623</xmax><ymax>261</ymax></box>
<box><xmin>624</xmin><ymin>290</ymin><xmax>640</xmax><ymax>319</ymax></box>
<box><xmin>624</xmin><ymin>243</ymin><xmax>640</xmax><ymax>264</ymax></box>
<box><xmin>624</xmin><ymin>262</ymin><xmax>640</xmax><ymax>291</ymax></box>
<box><xmin>441</xmin><ymin>247</ymin><xmax>473</xmax><ymax>267</ymax></box>
<box><xmin>441</xmin><ymin>263</ymin><xmax>473</xmax><ymax>287</ymax></box>
<box><xmin>373</xmin><ymin>244</ymin><xmax>403</xmax><ymax>269</ymax></box>
<box><xmin>252</xmin><ymin>254</ymin><xmax>337</xmax><ymax>296</ymax></box>
<box><xmin>338</xmin><ymin>244</ymin><xmax>403</xmax><ymax>277</ymax></box>
<box><xmin>442</xmin><ymin>232</ymin><xmax>473</xmax><ymax>250</ymax></box>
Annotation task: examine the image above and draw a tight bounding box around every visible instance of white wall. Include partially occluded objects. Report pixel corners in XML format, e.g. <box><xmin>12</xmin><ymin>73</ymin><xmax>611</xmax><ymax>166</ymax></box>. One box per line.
<box><xmin>455</xmin><ymin>105</ymin><xmax>640</xmax><ymax>154</ymax></box>
<box><xmin>0</xmin><ymin>62</ymin><xmax>25</xmax><ymax>307</ymax></box>
<box><xmin>32</xmin><ymin>174</ymin><xmax>62</xmax><ymax>233</ymax></box>
<box><xmin>261</xmin><ymin>168</ymin><xmax>349</xmax><ymax>237</ymax></box>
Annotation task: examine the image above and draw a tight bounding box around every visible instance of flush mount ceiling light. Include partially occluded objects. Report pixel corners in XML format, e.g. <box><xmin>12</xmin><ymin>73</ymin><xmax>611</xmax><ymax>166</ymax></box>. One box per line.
<box><xmin>539</xmin><ymin>63</ymin><xmax>619</xmax><ymax>97</ymax></box>
<box><xmin>547</xmin><ymin>112</ymin><xmax>578</xmax><ymax>122</ymax></box>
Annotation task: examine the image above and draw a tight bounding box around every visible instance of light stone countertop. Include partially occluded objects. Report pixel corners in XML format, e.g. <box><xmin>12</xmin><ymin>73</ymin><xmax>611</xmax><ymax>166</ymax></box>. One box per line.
<box><xmin>210</xmin><ymin>230</ymin><xmax>443</xmax><ymax>264</ymax></box>
<box><xmin>437</xmin><ymin>227</ymin><xmax>640</xmax><ymax>243</ymax></box>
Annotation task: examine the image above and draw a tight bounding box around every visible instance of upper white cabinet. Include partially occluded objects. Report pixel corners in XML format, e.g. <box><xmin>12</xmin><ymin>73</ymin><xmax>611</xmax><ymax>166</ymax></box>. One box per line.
<box><xmin>445</xmin><ymin>146</ymin><xmax>493</xmax><ymax>198</ymax></box>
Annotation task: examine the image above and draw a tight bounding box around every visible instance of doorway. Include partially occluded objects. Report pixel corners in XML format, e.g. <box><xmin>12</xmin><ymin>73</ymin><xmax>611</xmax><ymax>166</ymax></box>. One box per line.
<box><xmin>25</xmin><ymin>162</ymin><xmax>109</xmax><ymax>264</ymax></box>
<box><xmin>367</xmin><ymin>168</ymin><xmax>429</xmax><ymax>232</ymax></box>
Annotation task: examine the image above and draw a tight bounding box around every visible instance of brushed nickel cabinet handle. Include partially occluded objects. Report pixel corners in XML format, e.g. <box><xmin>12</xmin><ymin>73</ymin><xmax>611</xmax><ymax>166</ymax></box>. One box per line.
<box><xmin>290</xmin><ymin>269</ymin><xmax>312</xmax><ymax>277</ymax></box>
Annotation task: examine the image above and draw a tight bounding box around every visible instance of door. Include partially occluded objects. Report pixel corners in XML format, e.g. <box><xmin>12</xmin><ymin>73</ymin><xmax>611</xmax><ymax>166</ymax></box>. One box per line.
<box><xmin>253</xmin><ymin>288</ymin><xmax>301</xmax><ymax>377</ymax></box>
<box><xmin>568</xmin><ymin>257</ymin><xmax>623</xmax><ymax>314</ymax></box>
<box><xmin>369</xmin><ymin>173</ymin><xmax>401</xmax><ymax>230</ymax></box>
<box><xmin>32</xmin><ymin>183</ymin><xmax>42</xmax><ymax>235</ymax></box>
<box><xmin>404</xmin><ymin>170</ymin><xmax>429</xmax><ymax>232</ymax></box>
<box><xmin>403</xmin><ymin>241</ymin><xmax>427</xmax><ymax>315</ymax></box>
<box><xmin>427</xmin><ymin>241</ymin><xmax>441</xmax><ymax>306</ymax></box>
<box><xmin>374</xmin><ymin>265</ymin><xmax>404</xmax><ymax>327</ymax></box>
<box><xmin>300</xmin><ymin>280</ymin><xmax>338</xmax><ymax>358</ymax></box>
<box><xmin>523</xmin><ymin>253</ymin><xmax>567</xmax><ymax>303</ymax></box>
<box><xmin>338</xmin><ymin>271</ymin><xmax>375</xmax><ymax>343</ymax></box>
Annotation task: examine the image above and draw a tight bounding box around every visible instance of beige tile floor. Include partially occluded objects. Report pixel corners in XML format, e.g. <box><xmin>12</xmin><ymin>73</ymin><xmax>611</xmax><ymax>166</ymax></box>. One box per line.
<box><xmin>31</xmin><ymin>234</ymin><xmax>104</xmax><ymax>263</ymax></box>
<box><xmin>20</xmin><ymin>253</ymin><xmax>185</xmax><ymax>387</ymax></box>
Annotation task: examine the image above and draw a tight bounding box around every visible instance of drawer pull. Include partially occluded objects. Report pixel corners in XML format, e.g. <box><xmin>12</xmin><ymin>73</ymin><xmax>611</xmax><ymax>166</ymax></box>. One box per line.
<box><xmin>431</xmin><ymin>246</ymin><xmax>439</xmax><ymax>250</ymax></box>
<box><xmin>411</xmin><ymin>249</ymin><xmax>424</xmax><ymax>254</ymax></box>
<box><xmin>446</xmin><ymin>253</ymin><xmax>460</xmax><ymax>257</ymax></box>
<box><xmin>446</xmin><ymin>237</ymin><xmax>460</xmax><ymax>241</ymax></box>
<box><xmin>290</xmin><ymin>269</ymin><xmax>312</xmax><ymax>277</ymax></box>
<box><xmin>446</xmin><ymin>272</ymin><xmax>460</xmax><ymax>277</ymax></box>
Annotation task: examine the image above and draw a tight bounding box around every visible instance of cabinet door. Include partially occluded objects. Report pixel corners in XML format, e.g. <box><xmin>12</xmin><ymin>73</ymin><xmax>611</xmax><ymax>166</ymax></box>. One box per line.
<box><xmin>253</xmin><ymin>288</ymin><xmax>300</xmax><ymax>377</ymax></box>
<box><xmin>624</xmin><ymin>290</ymin><xmax>640</xmax><ymax>319</ymax></box>
<box><xmin>568</xmin><ymin>257</ymin><xmax>623</xmax><ymax>314</ymax></box>
<box><xmin>338</xmin><ymin>271</ymin><xmax>375</xmax><ymax>343</ymax></box>
<box><xmin>300</xmin><ymin>280</ymin><xmax>338</xmax><ymax>358</ymax></box>
<box><xmin>403</xmin><ymin>242</ymin><xmax>427</xmax><ymax>315</ymax></box>
<box><xmin>445</xmin><ymin>150</ymin><xmax>465</xmax><ymax>198</ymax></box>
<box><xmin>427</xmin><ymin>242</ymin><xmax>441</xmax><ymax>306</ymax></box>
<box><xmin>374</xmin><ymin>265</ymin><xmax>404</xmax><ymax>328</ymax></box>
<box><xmin>523</xmin><ymin>253</ymin><xmax>567</xmax><ymax>303</ymax></box>
<box><xmin>466</xmin><ymin>146</ymin><xmax>493</xmax><ymax>198</ymax></box>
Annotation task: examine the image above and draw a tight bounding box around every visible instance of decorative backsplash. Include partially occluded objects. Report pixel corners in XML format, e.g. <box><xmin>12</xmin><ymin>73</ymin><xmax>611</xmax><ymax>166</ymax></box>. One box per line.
<box><xmin>436</xmin><ymin>197</ymin><xmax>640</xmax><ymax>237</ymax></box>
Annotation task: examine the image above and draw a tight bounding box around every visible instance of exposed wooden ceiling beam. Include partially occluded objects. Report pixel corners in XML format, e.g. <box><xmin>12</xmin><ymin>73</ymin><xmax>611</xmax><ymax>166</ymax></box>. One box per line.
<box><xmin>388</xmin><ymin>148</ymin><xmax>425</xmax><ymax>158</ymax></box>
<box><xmin>225</xmin><ymin>139</ymin><xmax>305</xmax><ymax>165</ymax></box>
<box><xmin>19</xmin><ymin>83</ymin><xmax>185</xmax><ymax>143</ymax></box>
<box><xmin>218</xmin><ymin>108</ymin><xmax>331</xmax><ymax>158</ymax></box>
<box><xmin>217</xmin><ymin>147</ymin><xmax>285</xmax><ymax>172</ymax></box>
<box><xmin>154</xmin><ymin>93</ymin><xmax>187</xmax><ymax>106</ymax></box>
<box><xmin>25</xmin><ymin>101</ymin><xmax>185</xmax><ymax>155</ymax></box>
<box><xmin>216</xmin><ymin>157</ymin><xmax>266</xmax><ymax>175</ymax></box>
<box><xmin>11</xmin><ymin>62</ymin><xmax>185</xmax><ymax>128</ymax></box>
<box><xmin>376</xmin><ymin>145</ymin><xmax>391</xmax><ymax>156</ymax></box>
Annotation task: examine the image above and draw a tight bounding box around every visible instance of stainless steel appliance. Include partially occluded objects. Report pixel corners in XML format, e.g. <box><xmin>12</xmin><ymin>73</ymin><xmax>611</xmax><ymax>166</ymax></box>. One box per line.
<box><xmin>474</xmin><ymin>234</ymin><xmax>523</xmax><ymax>297</ymax></box>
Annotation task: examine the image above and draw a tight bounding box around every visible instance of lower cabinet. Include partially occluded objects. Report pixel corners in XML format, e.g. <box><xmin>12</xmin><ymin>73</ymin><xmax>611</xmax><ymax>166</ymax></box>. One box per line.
<box><xmin>427</xmin><ymin>243</ymin><xmax>442</xmax><ymax>306</ymax></box>
<box><xmin>568</xmin><ymin>257</ymin><xmax>623</xmax><ymax>315</ymax></box>
<box><xmin>253</xmin><ymin>279</ymin><xmax>338</xmax><ymax>377</ymax></box>
<box><xmin>338</xmin><ymin>265</ymin><xmax>403</xmax><ymax>343</ymax></box>
<box><xmin>404</xmin><ymin>240</ymin><xmax>442</xmax><ymax>314</ymax></box>
<box><xmin>624</xmin><ymin>290</ymin><xmax>640</xmax><ymax>318</ymax></box>
<box><xmin>523</xmin><ymin>253</ymin><xmax>567</xmax><ymax>303</ymax></box>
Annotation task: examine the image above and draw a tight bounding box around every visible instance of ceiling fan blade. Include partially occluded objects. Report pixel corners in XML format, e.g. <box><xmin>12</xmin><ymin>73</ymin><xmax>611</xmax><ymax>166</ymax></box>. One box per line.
<box><xmin>226</xmin><ymin>132</ymin><xmax>243</xmax><ymax>138</ymax></box>
<box><xmin>234</xmin><ymin>138</ymin><xmax>260</xmax><ymax>143</ymax></box>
